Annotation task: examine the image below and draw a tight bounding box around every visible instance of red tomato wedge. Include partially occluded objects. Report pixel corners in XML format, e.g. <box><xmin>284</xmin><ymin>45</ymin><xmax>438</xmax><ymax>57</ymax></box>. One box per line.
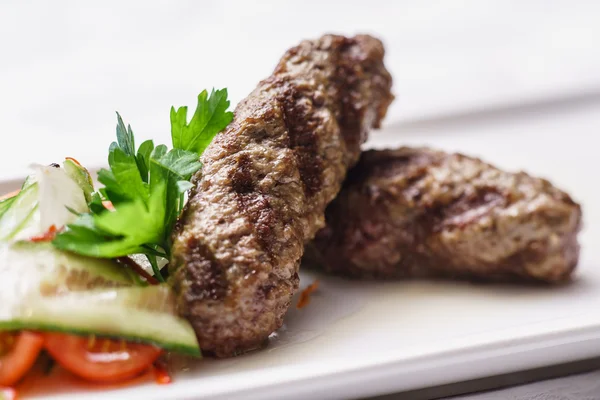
<box><xmin>44</xmin><ymin>333</ymin><xmax>162</xmax><ymax>383</ymax></box>
<box><xmin>0</xmin><ymin>331</ymin><xmax>44</xmax><ymax>386</ymax></box>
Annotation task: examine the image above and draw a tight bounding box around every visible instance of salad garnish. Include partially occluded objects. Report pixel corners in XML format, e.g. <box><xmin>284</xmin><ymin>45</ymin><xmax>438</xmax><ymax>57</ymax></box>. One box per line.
<box><xmin>0</xmin><ymin>89</ymin><xmax>232</xmax><ymax>390</ymax></box>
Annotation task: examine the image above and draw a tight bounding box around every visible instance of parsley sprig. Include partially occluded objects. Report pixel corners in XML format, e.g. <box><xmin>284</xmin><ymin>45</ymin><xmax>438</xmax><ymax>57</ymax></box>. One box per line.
<box><xmin>53</xmin><ymin>89</ymin><xmax>233</xmax><ymax>271</ymax></box>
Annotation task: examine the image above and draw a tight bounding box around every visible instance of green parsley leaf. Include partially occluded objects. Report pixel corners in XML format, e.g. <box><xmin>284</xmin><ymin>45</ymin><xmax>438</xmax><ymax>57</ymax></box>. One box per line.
<box><xmin>149</xmin><ymin>148</ymin><xmax>202</xmax><ymax>246</ymax></box>
<box><xmin>176</xmin><ymin>181</ymin><xmax>194</xmax><ymax>193</ymax></box>
<box><xmin>146</xmin><ymin>254</ymin><xmax>165</xmax><ymax>283</ymax></box>
<box><xmin>54</xmin><ymin>182</ymin><xmax>166</xmax><ymax>258</ymax></box>
<box><xmin>102</xmin><ymin>146</ymin><xmax>149</xmax><ymax>206</ymax></box>
<box><xmin>94</xmin><ymin>181</ymin><xmax>165</xmax><ymax>245</ymax></box>
<box><xmin>53</xmin><ymin>214</ymin><xmax>120</xmax><ymax>256</ymax></box>
<box><xmin>116</xmin><ymin>112</ymin><xmax>136</xmax><ymax>156</ymax></box>
<box><xmin>171</xmin><ymin>88</ymin><xmax>233</xmax><ymax>155</ymax></box>
<box><xmin>152</xmin><ymin>148</ymin><xmax>202</xmax><ymax>181</ymax></box>
<box><xmin>136</xmin><ymin>139</ymin><xmax>155</xmax><ymax>183</ymax></box>
<box><xmin>53</xmin><ymin>88</ymin><xmax>232</xmax><ymax>262</ymax></box>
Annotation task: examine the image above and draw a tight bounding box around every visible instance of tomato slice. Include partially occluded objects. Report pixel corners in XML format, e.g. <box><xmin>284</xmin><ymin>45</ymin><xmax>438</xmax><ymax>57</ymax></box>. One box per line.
<box><xmin>0</xmin><ymin>331</ymin><xmax>44</xmax><ymax>386</ymax></box>
<box><xmin>43</xmin><ymin>333</ymin><xmax>162</xmax><ymax>383</ymax></box>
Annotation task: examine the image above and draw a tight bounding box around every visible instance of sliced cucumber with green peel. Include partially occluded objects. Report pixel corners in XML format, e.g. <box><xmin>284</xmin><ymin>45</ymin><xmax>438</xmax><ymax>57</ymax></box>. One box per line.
<box><xmin>0</xmin><ymin>163</ymin><xmax>90</xmax><ymax>242</ymax></box>
<box><xmin>0</xmin><ymin>182</ymin><xmax>39</xmax><ymax>241</ymax></box>
<box><xmin>63</xmin><ymin>158</ymin><xmax>94</xmax><ymax>203</ymax></box>
<box><xmin>0</xmin><ymin>242</ymin><xmax>201</xmax><ymax>356</ymax></box>
<box><xmin>2</xmin><ymin>286</ymin><xmax>200</xmax><ymax>355</ymax></box>
<box><xmin>3</xmin><ymin>241</ymin><xmax>136</xmax><ymax>287</ymax></box>
<box><xmin>0</xmin><ymin>195</ymin><xmax>17</xmax><ymax>218</ymax></box>
<box><xmin>37</xmin><ymin>164</ymin><xmax>88</xmax><ymax>232</ymax></box>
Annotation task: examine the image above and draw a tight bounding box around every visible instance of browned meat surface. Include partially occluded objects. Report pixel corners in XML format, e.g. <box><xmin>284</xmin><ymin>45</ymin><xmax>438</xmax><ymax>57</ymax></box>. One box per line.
<box><xmin>169</xmin><ymin>34</ymin><xmax>393</xmax><ymax>357</ymax></box>
<box><xmin>306</xmin><ymin>148</ymin><xmax>582</xmax><ymax>283</ymax></box>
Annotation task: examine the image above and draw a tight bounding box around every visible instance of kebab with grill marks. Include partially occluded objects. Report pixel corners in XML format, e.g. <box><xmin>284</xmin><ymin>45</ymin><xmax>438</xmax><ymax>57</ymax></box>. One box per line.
<box><xmin>169</xmin><ymin>34</ymin><xmax>394</xmax><ymax>357</ymax></box>
<box><xmin>306</xmin><ymin>147</ymin><xmax>582</xmax><ymax>283</ymax></box>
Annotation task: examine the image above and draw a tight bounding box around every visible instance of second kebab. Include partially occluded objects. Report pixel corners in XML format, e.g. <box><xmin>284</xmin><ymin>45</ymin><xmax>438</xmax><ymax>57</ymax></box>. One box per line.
<box><xmin>305</xmin><ymin>147</ymin><xmax>582</xmax><ymax>283</ymax></box>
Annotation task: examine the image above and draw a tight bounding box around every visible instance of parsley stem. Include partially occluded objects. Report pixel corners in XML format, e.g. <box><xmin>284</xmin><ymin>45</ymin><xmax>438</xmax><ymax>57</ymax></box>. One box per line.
<box><xmin>178</xmin><ymin>192</ymin><xmax>185</xmax><ymax>214</ymax></box>
<box><xmin>147</xmin><ymin>254</ymin><xmax>166</xmax><ymax>283</ymax></box>
<box><xmin>142</xmin><ymin>244</ymin><xmax>168</xmax><ymax>259</ymax></box>
<box><xmin>116</xmin><ymin>256</ymin><xmax>160</xmax><ymax>285</ymax></box>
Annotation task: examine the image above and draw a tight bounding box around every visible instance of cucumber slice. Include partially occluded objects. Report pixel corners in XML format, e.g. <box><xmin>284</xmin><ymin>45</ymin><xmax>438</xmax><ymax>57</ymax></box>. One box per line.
<box><xmin>0</xmin><ymin>173</ymin><xmax>37</xmax><ymax>225</ymax></box>
<box><xmin>0</xmin><ymin>164</ymin><xmax>91</xmax><ymax>242</ymax></box>
<box><xmin>4</xmin><ymin>241</ymin><xmax>136</xmax><ymax>286</ymax></box>
<box><xmin>0</xmin><ymin>183</ymin><xmax>39</xmax><ymax>241</ymax></box>
<box><xmin>2</xmin><ymin>286</ymin><xmax>200</xmax><ymax>355</ymax></box>
<box><xmin>0</xmin><ymin>196</ymin><xmax>16</xmax><ymax>219</ymax></box>
<box><xmin>0</xmin><ymin>242</ymin><xmax>200</xmax><ymax>356</ymax></box>
<box><xmin>63</xmin><ymin>158</ymin><xmax>94</xmax><ymax>203</ymax></box>
<box><xmin>37</xmin><ymin>165</ymin><xmax>88</xmax><ymax>232</ymax></box>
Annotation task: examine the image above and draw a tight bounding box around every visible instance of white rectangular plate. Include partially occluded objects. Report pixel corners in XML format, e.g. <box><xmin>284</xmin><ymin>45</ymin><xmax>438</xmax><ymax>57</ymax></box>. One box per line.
<box><xmin>4</xmin><ymin>99</ymin><xmax>600</xmax><ymax>400</ymax></box>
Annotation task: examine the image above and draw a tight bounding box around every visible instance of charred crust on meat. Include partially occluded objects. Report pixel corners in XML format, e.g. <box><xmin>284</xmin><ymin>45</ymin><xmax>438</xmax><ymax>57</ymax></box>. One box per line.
<box><xmin>236</xmin><ymin>193</ymin><xmax>277</xmax><ymax>255</ymax></box>
<box><xmin>183</xmin><ymin>238</ymin><xmax>228</xmax><ymax>301</ymax></box>
<box><xmin>432</xmin><ymin>187</ymin><xmax>505</xmax><ymax>231</ymax></box>
<box><xmin>278</xmin><ymin>82</ymin><xmax>323</xmax><ymax>197</ymax></box>
<box><xmin>230</xmin><ymin>154</ymin><xmax>278</xmax><ymax>255</ymax></box>
<box><xmin>333</xmin><ymin>38</ymin><xmax>365</xmax><ymax>153</ymax></box>
<box><xmin>230</xmin><ymin>154</ymin><xmax>254</xmax><ymax>194</ymax></box>
<box><xmin>170</xmin><ymin>34</ymin><xmax>393</xmax><ymax>357</ymax></box>
<box><xmin>308</xmin><ymin>147</ymin><xmax>582</xmax><ymax>284</ymax></box>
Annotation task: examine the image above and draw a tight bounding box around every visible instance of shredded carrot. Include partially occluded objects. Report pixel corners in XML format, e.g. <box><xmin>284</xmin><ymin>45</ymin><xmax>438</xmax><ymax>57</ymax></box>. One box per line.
<box><xmin>0</xmin><ymin>190</ymin><xmax>19</xmax><ymax>201</ymax></box>
<box><xmin>29</xmin><ymin>225</ymin><xmax>60</xmax><ymax>242</ymax></box>
<box><xmin>296</xmin><ymin>280</ymin><xmax>320</xmax><ymax>309</ymax></box>
<box><xmin>154</xmin><ymin>361</ymin><xmax>172</xmax><ymax>385</ymax></box>
<box><xmin>65</xmin><ymin>157</ymin><xmax>82</xmax><ymax>166</ymax></box>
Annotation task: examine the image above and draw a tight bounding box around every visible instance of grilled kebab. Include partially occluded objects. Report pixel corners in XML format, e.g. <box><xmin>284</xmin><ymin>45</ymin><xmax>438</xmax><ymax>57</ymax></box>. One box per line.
<box><xmin>170</xmin><ymin>35</ymin><xmax>393</xmax><ymax>357</ymax></box>
<box><xmin>306</xmin><ymin>147</ymin><xmax>582</xmax><ymax>283</ymax></box>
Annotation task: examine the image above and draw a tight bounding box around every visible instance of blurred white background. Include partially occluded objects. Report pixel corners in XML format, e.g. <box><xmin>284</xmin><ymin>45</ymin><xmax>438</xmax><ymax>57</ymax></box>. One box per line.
<box><xmin>0</xmin><ymin>0</ymin><xmax>599</xmax><ymax>179</ymax></box>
